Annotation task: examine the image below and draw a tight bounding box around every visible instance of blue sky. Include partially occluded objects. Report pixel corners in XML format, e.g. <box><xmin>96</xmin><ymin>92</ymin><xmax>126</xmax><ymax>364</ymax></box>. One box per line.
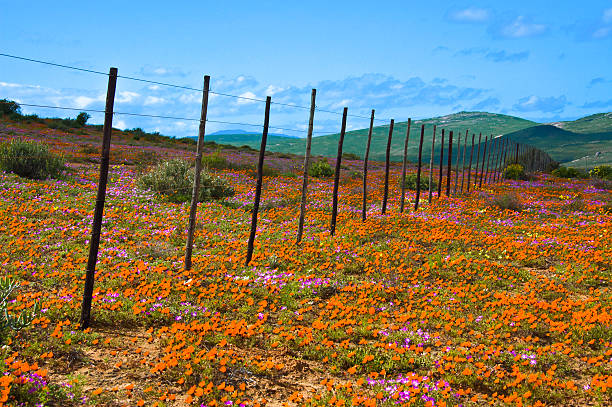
<box><xmin>1</xmin><ymin>0</ymin><xmax>611</xmax><ymax>138</ymax></box>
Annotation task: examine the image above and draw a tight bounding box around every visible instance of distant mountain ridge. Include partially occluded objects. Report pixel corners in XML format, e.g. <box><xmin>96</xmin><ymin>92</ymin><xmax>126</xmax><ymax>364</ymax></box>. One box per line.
<box><xmin>198</xmin><ymin>111</ymin><xmax>612</xmax><ymax>167</ymax></box>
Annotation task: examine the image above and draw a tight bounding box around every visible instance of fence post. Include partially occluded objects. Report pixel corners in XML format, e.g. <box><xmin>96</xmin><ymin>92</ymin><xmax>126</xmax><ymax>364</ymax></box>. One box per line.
<box><xmin>296</xmin><ymin>89</ymin><xmax>316</xmax><ymax>243</ymax></box>
<box><xmin>362</xmin><ymin>109</ymin><xmax>375</xmax><ymax>221</ymax></box>
<box><xmin>484</xmin><ymin>136</ymin><xmax>493</xmax><ymax>184</ymax></box>
<box><xmin>474</xmin><ymin>133</ymin><xmax>481</xmax><ymax>188</ymax></box>
<box><xmin>446</xmin><ymin>131</ymin><xmax>453</xmax><ymax>196</ymax></box>
<box><xmin>460</xmin><ymin>130</ymin><xmax>468</xmax><ymax>193</ymax></box>
<box><xmin>245</xmin><ymin>96</ymin><xmax>271</xmax><ymax>266</ymax></box>
<box><xmin>453</xmin><ymin>131</ymin><xmax>462</xmax><ymax>195</ymax></box>
<box><xmin>382</xmin><ymin>119</ymin><xmax>394</xmax><ymax>215</ymax></box>
<box><xmin>184</xmin><ymin>75</ymin><xmax>211</xmax><ymax>271</ymax></box>
<box><xmin>437</xmin><ymin>129</ymin><xmax>445</xmax><ymax>198</ymax></box>
<box><xmin>479</xmin><ymin>136</ymin><xmax>488</xmax><ymax>188</ymax></box>
<box><xmin>428</xmin><ymin>125</ymin><xmax>437</xmax><ymax>204</ymax></box>
<box><xmin>414</xmin><ymin>124</ymin><xmax>425</xmax><ymax>210</ymax></box>
<box><xmin>466</xmin><ymin>133</ymin><xmax>475</xmax><ymax>193</ymax></box>
<box><xmin>330</xmin><ymin>107</ymin><xmax>348</xmax><ymax>236</ymax></box>
<box><xmin>80</xmin><ymin>67</ymin><xmax>118</xmax><ymax>330</ymax></box>
<box><xmin>400</xmin><ymin>118</ymin><xmax>412</xmax><ymax>212</ymax></box>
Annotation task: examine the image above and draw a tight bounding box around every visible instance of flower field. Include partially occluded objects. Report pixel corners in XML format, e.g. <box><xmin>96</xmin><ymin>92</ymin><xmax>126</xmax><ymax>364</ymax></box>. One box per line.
<box><xmin>0</xmin><ymin>120</ymin><xmax>611</xmax><ymax>406</ymax></box>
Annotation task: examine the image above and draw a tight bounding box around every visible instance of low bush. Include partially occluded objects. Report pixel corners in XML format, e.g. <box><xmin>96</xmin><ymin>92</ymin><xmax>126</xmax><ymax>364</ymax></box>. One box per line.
<box><xmin>342</xmin><ymin>152</ymin><xmax>361</xmax><ymax>161</ymax></box>
<box><xmin>490</xmin><ymin>193</ymin><xmax>523</xmax><ymax>212</ymax></box>
<box><xmin>400</xmin><ymin>173</ymin><xmax>437</xmax><ymax>191</ymax></box>
<box><xmin>503</xmin><ymin>164</ymin><xmax>527</xmax><ymax>180</ymax></box>
<box><xmin>309</xmin><ymin>159</ymin><xmax>334</xmax><ymax>178</ymax></box>
<box><xmin>0</xmin><ymin>99</ymin><xmax>21</xmax><ymax>115</ymax></box>
<box><xmin>590</xmin><ymin>165</ymin><xmax>612</xmax><ymax>180</ymax></box>
<box><xmin>0</xmin><ymin>139</ymin><xmax>66</xmax><ymax>180</ymax></box>
<box><xmin>139</xmin><ymin>159</ymin><xmax>234</xmax><ymax>203</ymax></box>
<box><xmin>552</xmin><ymin>166</ymin><xmax>588</xmax><ymax>179</ymax></box>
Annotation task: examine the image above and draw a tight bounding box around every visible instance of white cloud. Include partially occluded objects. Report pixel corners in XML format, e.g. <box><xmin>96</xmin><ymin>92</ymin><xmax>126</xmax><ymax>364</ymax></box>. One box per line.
<box><xmin>237</xmin><ymin>91</ymin><xmax>258</xmax><ymax>105</ymax></box>
<box><xmin>604</xmin><ymin>8</ymin><xmax>612</xmax><ymax>23</ymax></box>
<box><xmin>114</xmin><ymin>120</ymin><xmax>127</xmax><ymax>130</ymax></box>
<box><xmin>593</xmin><ymin>26</ymin><xmax>611</xmax><ymax>38</ymax></box>
<box><xmin>265</xmin><ymin>85</ymin><xmax>284</xmax><ymax>95</ymax></box>
<box><xmin>144</xmin><ymin>96</ymin><xmax>165</xmax><ymax>105</ymax></box>
<box><xmin>449</xmin><ymin>7</ymin><xmax>490</xmax><ymax>23</ymax></box>
<box><xmin>116</xmin><ymin>91</ymin><xmax>140</xmax><ymax>103</ymax></box>
<box><xmin>499</xmin><ymin>16</ymin><xmax>546</xmax><ymax>38</ymax></box>
<box><xmin>73</xmin><ymin>95</ymin><xmax>104</xmax><ymax>108</ymax></box>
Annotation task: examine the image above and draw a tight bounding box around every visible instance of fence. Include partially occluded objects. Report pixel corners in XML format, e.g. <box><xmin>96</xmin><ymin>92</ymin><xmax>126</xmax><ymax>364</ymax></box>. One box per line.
<box><xmin>0</xmin><ymin>53</ymin><xmax>555</xmax><ymax>329</ymax></box>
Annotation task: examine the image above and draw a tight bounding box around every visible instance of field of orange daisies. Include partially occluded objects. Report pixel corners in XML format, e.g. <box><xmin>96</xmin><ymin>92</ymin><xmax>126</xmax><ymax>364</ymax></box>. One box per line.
<box><xmin>0</xmin><ymin>120</ymin><xmax>611</xmax><ymax>406</ymax></box>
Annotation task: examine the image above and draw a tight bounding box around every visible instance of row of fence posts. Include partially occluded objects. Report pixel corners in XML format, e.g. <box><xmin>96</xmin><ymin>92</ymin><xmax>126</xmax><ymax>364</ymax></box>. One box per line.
<box><xmin>79</xmin><ymin>70</ymin><xmax>554</xmax><ymax>329</ymax></box>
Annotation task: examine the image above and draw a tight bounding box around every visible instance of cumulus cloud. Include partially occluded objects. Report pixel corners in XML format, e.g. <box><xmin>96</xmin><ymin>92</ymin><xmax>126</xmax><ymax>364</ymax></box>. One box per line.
<box><xmin>447</xmin><ymin>7</ymin><xmax>490</xmax><ymax>23</ymax></box>
<box><xmin>139</xmin><ymin>65</ymin><xmax>188</xmax><ymax>77</ymax></box>
<box><xmin>566</xmin><ymin>8</ymin><xmax>612</xmax><ymax>40</ymax></box>
<box><xmin>492</xmin><ymin>16</ymin><xmax>547</xmax><ymax>38</ymax></box>
<box><xmin>513</xmin><ymin>95</ymin><xmax>568</xmax><ymax>113</ymax></box>
<box><xmin>604</xmin><ymin>8</ymin><xmax>612</xmax><ymax>23</ymax></box>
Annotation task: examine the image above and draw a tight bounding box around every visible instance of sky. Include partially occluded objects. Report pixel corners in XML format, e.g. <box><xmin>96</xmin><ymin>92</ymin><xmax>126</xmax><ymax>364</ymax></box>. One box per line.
<box><xmin>1</xmin><ymin>0</ymin><xmax>611</xmax><ymax>138</ymax></box>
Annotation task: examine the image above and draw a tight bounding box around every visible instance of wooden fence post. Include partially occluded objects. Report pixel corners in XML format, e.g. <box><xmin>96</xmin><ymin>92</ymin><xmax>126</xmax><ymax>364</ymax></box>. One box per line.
<box><xmin>460</xmin><ymin>130</ymin><xmax>468</xmax><ymax>193</ymax></box>
<box><xmin>382</xmin><ymin>119</ymin><xmax>394</xmax><ymax>215</ymax></box>
<box><xmin>437</xmin><ymin>129</ymin><xmax>445</xmax><ymax>198</ymax></box>
<box><xmin>296</xmin><ymin>89</ymin><xmax>316</xmax><ymax>243</ymax></box>
<box><xmin>80</xmin><ymin>67</ymin><xmax>118</xmax><ymax>330</ymax></box>
<box><xmin>479</xmin><ymin>136</ymin><xmax>488</xmax><ymax>188</ymax></box>
<box><xmin>414</xmin><ymin>124</ymin><xmax>425</xmax><ymax>210</ymax></box>
<box><xmin>446</xmin><ymin>131</ymin><xmax>453</xmax><ymax>196</ymax></box>
<box><xmin>466</xmin><ymin>133</ymin><xmax>474</xmax><ymax>193</ymax></box>
<box><xmin>362</xmin><ymin>109</ymin><xmax>375</xmax><ymax>221</ymax></box>
<box><xmin>184</xmin><ymin>75</ymin><xmax>211</xmax><ymax>271</ymax></box>
<box><xmin>428</xmin><ymin>125</ymin><xmax>437</xmax><ymax>204</ymax></box>
<box><xmin>330</xmin><ymin>107</ymin><xmax>348</xmax><ymax>236</ymax></box>
<box><xmin>400</xmin><ymin>118</ymin><xmax>411</xmax><ymax>213</ymax></box>
<box><xmin>484</xmin><ymin>136</ymin><xmax>493</xmax><ymax>184</ymax></box>
<box><xmin>453</xmin><ymin>131</ymin><xmax>461</xmax><ymax>195</ymax></box>
<box><xmin>473</xmin><ymin>133</ymin><xmax>481</xmax><ymax>188</ymax></box>
<box><xmin>245</xmin><ymin>96</ymin><xmax>271</xmax><ymax>265</ymax></box>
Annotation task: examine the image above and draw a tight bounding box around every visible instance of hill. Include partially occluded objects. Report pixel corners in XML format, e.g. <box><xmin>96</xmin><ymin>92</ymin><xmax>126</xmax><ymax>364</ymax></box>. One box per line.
<box><xmin>206</xmin><ymin>111</ymin><xmax>612</xmax><ymax>168</ymax></box>
<box><xmin>549</xmin><ymin>112</ymin><xmax>612</xmax><ymax>134</ymax></box>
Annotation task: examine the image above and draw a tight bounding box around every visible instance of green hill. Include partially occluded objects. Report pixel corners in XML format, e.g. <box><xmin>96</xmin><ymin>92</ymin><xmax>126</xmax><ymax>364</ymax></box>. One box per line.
<box><xmin>504</xmin><ymin>125</ymin><xmax>612</xmax><ymax>167</ymax></box>
<box><xmin>550</xmin><ymin>112</ymin><xmax>612</xmax><ymax>134</ymax></box>
<box><xmin>206</xmin><ymin>111</ymin><xmax>612</xmax><ymax>168</ymax></box>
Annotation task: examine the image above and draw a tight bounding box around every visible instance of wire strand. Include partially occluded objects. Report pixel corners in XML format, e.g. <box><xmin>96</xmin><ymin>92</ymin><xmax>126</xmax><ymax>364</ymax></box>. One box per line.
<box><xmin>1</xmin><ymin>52</ymin><xmax>392</xmax><ymax>121</ymax></box>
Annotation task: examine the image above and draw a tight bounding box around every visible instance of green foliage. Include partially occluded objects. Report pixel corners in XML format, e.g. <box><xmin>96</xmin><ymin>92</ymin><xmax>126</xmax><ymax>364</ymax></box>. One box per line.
<box><xmin>75</xmin><ymin>112</ymin><xmax>90</xmax><ymax>127</ymax></box>
<box><xmin>139</xmin><ymin>159</ymin><xmax>234</xmax><ymax>203</ymax></box>
<box><xmin>0</xmin><ymin>99</ymin><xmax>21</xmax><ymax>115</ymax></box>
<box><xmin>552</xmin><ymin>166</ymin><xmax>589</xmax><ymax>179</ymax></box>
<box><xmin>503</xmin><ymin>163</ymin><xmax>527</xmax><ymax>180</ymax></box>
<box><xmin>342</xmin><ymin>152</ymin><xmax>361</xmax><ymax>160</ymax></box>
<box><xmin>0</xmin><ymin>139</ymin><xmax>66</xmax><ymax>180</ymax></box>
<box><xmin>490</xmin><ymin>193</ymin><xmax>523</xmax><ymax>212</ymax></box>
<box><xmin>400</xmin><ymin>172</ymin><xmax>436</xmax><ymax>190</ymax></box>
<box><xmin>589</xmin><ymin>165</ymin><xmax>612</xmax><ymax>180</ymax></box>
<box><xmin>0</xmin><ymin>277</ymin><xmax>39</xmax><ymax>341</ymax></box>
<box><xmin>201</xmin><ymin>150</ymin><xmax>232</xmax><ymax>170</ymax></box>
<box><xmin>308</xmin><ymin>159</ymin><xmax>334</xmax><ymax>178</ymax></box>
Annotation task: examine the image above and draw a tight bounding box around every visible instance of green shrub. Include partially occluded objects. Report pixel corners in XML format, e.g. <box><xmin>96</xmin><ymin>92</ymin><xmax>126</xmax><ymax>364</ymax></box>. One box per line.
<box><xmin>202</xmin><ymin>150</ymin><xmax>232</xmax><ymax>170</ymax></box>
<box><xmin>552</xmin><ymin>166</ymin><xmax>588</xmax><ymax>179</ymax></box>
<box><xmin>139</xmin><ymin>159</ymin><xmax>234</xmax><ymax>203</ymax></box>
<box><xmin>490</xmin><ymin>193</ymin><xmax>523</xmax><ymax>212</ymax></box>
<box><xmin>309</xmin><ymin>159</ymin><xmax>334</xmax><ymax>178</ymax></box>
<box><xmin>503</xmin><ymin>164</ymin><xmax>527</xmax><ymax>180</ymax></box>
<box><xmin>0</xmin><ymin>139</ymin><xmax>66</xmax><ymax>180</ymax></box>
<box><xmin>589</xmin><ymin>165</ymin><xmax>612</xmax><ymax>180</ymax></box>
<box><xmin>75</xmin><ymin>112</ymin><xmax>90</xmax><ymax>127</ymax></box>
<box><xmin>342</xmin><ymin>152</ymin><xmax>361</xmax><ymax>160</ymax></box>
<box><xmin>400</xmin><ymin>173</ymin><xmax>436</xmax><ymax>190</ymax></box>
<box><xmin>0</xmin><ymin>99</ymin><xmax>21</xmax><ymax>115</ymax></box>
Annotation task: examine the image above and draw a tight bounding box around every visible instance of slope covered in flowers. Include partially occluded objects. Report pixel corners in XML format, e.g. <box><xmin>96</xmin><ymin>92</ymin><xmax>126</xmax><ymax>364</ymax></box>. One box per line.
<box><xmin>0</xmin><ymin>120</ymin><xmax>611</xmax><ymax>406</ymax></box>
